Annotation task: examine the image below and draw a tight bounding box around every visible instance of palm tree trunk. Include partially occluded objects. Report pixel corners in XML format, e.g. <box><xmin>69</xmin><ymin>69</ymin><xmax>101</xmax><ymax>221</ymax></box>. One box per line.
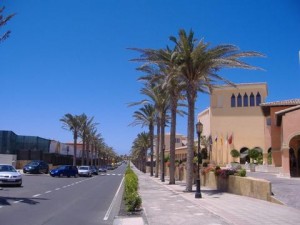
<box><xmin>73</xmin><ymin>132</ymin><xmax>78</xmax><ymax>166</ymax></box>
<box><xmin>160</xmin><ymin>113</ymin><xmax>166</xmax><ymax>182</ymax></box>
<box><xmin>81</xmin><ymin>139</ymin><xmax>85</xmax><ymax>165</ymax></box>
<box><xmin>186</xmin><ymin>88</ymin><xmax>196</xmax><ymax>192</ymax></box>
<box><xmin>149</xmin><ymin>124</ymin><xmax>154</xmax><ymax>176</ymax></box>
<box><xmin>169</xmin><ymin>97</ymin><xmax>177</xmax><ymax>184</ymax></box>
<box><xmin>155</xmin><ymin>118</ymin><xmax>160</xmax><ymax>178</ymax></box>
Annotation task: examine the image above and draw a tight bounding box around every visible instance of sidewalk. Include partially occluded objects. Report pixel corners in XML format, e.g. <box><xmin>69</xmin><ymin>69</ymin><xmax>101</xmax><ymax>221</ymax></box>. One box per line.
<box><xmin>115</xmin><ymin>166</ymin><xmax>300</xmax><ymax>225</ymax></box>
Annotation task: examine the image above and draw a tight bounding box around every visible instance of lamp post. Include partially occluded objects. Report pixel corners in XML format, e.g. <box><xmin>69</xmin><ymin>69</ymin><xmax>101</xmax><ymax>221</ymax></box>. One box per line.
<box><xmin>195</xmin><ymin>121</ymin><xmax>203</xmax><ymax>198</ymax></box>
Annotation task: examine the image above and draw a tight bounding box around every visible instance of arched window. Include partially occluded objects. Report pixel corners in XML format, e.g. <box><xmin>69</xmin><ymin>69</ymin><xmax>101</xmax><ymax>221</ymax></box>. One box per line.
<box><xmin>243</xmin><ymin>93</ymin><xmax>248</xmax><ymax>107</ymax></box>
<box><xmin>237</xmin><ymin>93</ymin><xmax>242</xmax><ymax>107</ymax></box>
<box><xmin>256</xmin><ymin>92</ymin><xmax>261</xmax><ymax>106</ymax></box>
<box><xmin>250</xmin><ymin>93</ymin><xmax>255</xmax><ymax>107</ymax></box>
<box><xmin>231</xmin><ymin>94</ymin><xmax>236</xmax><ymax>107</ymax></box>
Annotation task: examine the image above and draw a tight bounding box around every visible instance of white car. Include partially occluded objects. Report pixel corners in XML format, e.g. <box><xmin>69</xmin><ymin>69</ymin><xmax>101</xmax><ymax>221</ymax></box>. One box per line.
<box><xmin>0</xmin><ymin>164</ymin><xmax>22</xmax><ymax>187</ymax></box>
<box><xmin>78</xmin><ymin>166</ymin><xmax>92</xmax><ymax>177</ymax></box>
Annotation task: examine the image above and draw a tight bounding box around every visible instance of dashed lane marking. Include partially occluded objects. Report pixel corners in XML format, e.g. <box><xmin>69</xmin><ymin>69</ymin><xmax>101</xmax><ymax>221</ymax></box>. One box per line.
<box><xmin>32</xmin><ymin>194</ymin><xmax>41</xmax><ymax>198</ymax></box>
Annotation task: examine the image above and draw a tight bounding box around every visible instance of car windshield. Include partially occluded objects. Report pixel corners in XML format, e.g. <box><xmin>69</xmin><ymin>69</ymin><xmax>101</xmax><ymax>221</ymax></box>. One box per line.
<box><xmin>0</xmin><ymin>165</ymin><xmax>17</xmax><ymax>172</ymax></box>
<box><xmin>28</xmin><ymin>161</ymin><xmax>39</xmax><ymax>166</ymax></box>
<box><xmin>56</xmin><ymin>166</ymin><xmax>67</xmax><ymax>170</ymax></box>
<box><xmin>79</xmin><ymin>166</ymin><xmax>89</xmax><ymax>170</ymax></box>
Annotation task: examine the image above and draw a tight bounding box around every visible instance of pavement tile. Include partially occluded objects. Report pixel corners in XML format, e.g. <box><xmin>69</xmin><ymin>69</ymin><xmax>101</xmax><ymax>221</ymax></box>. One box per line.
<box><xmin>130</xmin><ymin>166</ymin><xmax>300</xmax><ymax>225</ymax></box>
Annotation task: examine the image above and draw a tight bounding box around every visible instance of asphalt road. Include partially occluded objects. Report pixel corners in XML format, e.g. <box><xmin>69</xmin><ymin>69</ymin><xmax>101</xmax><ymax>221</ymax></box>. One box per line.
<box><xmin>0</xmin><ymin>164</ymin><xmax>126</xmax><ymax>225</ymax></box>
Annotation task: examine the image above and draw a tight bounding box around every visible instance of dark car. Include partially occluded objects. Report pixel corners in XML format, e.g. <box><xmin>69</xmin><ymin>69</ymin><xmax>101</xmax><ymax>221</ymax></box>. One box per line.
<box><xmin>98</xmin><ymin>166</ymin><xmax>107</xmax><ymax>173</ymax></box>
<box><xmin>49</xmin><ymin>165</ymin><xmax>78</xmax><ymax>178</ymax></box>
<box><xmin>23</xmin><ymin>160</ymin><xmax>49</xmax><ymax>174</ymax></box>
<box><xmin>90</xmin><ymin>165</ymin><xmax>98</xmax><ymax>175</ymax></box>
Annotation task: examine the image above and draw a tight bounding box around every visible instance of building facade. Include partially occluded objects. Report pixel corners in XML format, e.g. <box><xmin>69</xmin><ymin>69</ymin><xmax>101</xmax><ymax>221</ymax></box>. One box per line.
<box><xmin>261</xmin><ymin>99</ymin><xmax>300</xmax><ymax>177</ymax></box>
<box><xmin>198</xmin><ymin>83</ymin><xmax>269</xmax><ymax>166</ymax></box>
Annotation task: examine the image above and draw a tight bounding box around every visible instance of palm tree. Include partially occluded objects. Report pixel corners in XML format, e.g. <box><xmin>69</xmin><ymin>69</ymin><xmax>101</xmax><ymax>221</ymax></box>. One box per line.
<box><xmin>130</xmin><ymin>47</ymin><xmax>186</xmax><ymax>184</ymax></box>
<box><xmin>170</xmin><ymin>29</ymin><xmax>264</xmax><ymax>191</ymax></box>
<box><xmin>130</xmin><ymin>104</ymin><xmax>156</xmax><ymax>176</ymax></box>
<box><xmin>140</xmin><ymin>83</ymin><xmax>169</xmax><ymax>181</ymax></box>
<box><xmin>0</xmin><ymin>6</ymin><xmax>15</xmax><ymax>43</ymax></box>
<box><xmin>60</xmin><ymin>113</ymin><xmax>82</xmax><ymax>166</ymax></box>
<box><xmin>78</xmin><ymin>114</ymin><xmax>98</xmax><ymax>165</ymax></box>
<box><xmin>131</xmin><ymin>132</ymin><xmax>150</xmax><ymax>172</ymax></box>
<box><xmin>129</xmin><ymin>80</ymin><xmax>170</xmax><ymax>179</ymax></box>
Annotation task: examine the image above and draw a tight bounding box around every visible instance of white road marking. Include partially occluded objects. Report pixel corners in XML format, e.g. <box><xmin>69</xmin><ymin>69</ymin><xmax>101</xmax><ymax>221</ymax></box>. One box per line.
<box><xmin>55</xmin><ymin>188</ymin><xmax>60</xmax><ymax>191</ymax></box>
<box><xmin>45</xmin><ymin>191</ymin><xmax>52</xmax><ymax>194</ymax></box>
<box><xmin>103</xmin><ymin>176</ymin><xmax>124</xmax><ymax>221</ymax></box>
<box><xmin>32</xmin><ymin>194</ymin><xmax>41</xmax><ymax>198</ymax></box>
<box><xmin>13</xmin><ymin>200</ymin><xmax>22</xmax><ymax>204</ymax></box>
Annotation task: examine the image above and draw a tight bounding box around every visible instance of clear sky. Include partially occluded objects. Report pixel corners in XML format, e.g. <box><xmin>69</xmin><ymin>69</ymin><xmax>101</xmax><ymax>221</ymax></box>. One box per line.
<box><xmin>1</xmin><ymin>0</ymin><xmax>299</xmax><ymax>155</ymax></box>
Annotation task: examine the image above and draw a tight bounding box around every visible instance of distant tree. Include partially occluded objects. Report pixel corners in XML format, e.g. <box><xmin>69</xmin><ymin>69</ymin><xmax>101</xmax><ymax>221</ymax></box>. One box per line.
<box><xmin>0</xmin><ymin>6</ymin><xmax>15</xmax><ymax>43</ymax></box>
<box><xmin>130</xmin><ymin>104</ymin><xmax>156</xmax><ymax>176</ymax></box>
<box><xmin>60</xmin><ymin>114</ymin><xmax>82</xmax><ymax>166</ymax></box>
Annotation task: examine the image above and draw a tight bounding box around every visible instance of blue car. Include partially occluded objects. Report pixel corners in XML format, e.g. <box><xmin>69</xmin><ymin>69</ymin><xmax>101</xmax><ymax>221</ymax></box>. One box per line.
<box><xmin>49</xmin><ymin>165</ymin><xmax>78</xmax><ymax>178</ymax></box>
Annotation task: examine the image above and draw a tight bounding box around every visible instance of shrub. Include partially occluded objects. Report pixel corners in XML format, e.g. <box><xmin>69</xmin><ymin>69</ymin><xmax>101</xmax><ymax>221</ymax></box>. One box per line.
<box><xmin>230</xmin><ymin>149</ymin><xmax>240</xmax><ymax>159</ymax></box>
<box><xmin>124</xmin><ymin>166</ymin><xmax>142</xmax><ymax>212</ymax></box>
<box><xmin>248</xmin><ymin>148</ymin><xmax>260</xmax><ymax>163</ymax></box>
<box><xmin>215</xmin><ymin>168</ymin><xmax>235</xmax><ymax>178</ymax></box>
<box><xmin>236</xmin><ymin>168</ymin><xmax>247</xmax><ymax>177</ymax></box>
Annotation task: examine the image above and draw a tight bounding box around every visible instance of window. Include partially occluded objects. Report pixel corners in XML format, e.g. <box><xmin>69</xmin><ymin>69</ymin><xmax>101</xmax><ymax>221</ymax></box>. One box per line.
<box><xmin>231</xmin><ymin>94</ymin><xmax>236</xmax><ymax>107</ymax></box>
<box><xmin>237</xmin><ymin>93</ymin><xmax>242</xmax><ymax>107</ymax></box>
<box><xmin>243</xmin><ymin>93</ymin><xmax>248</xmax><ymax>107</ymax></box>
<box><xmin>250</xmin><ymin>93</ymin><xmax>255</xmax><ymax>107</ymax></box>
<box><xmin>256</xmin><ymin>92</ymin><xmax>261</xmax><ymax>106</ymax></box>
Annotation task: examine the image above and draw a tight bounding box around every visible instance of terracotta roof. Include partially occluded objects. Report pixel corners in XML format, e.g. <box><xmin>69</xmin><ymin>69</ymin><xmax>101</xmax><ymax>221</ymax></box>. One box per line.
<box><xmin>260</xmin><ymin>99</ymin><xmax>300</xmax><ymax>106</ymax></box>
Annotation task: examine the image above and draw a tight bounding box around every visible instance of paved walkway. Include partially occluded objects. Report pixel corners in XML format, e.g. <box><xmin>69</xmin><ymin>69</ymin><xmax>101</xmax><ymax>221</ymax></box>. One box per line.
<box><xmin>114</xmin><ymin>166</ymin><xmax>300</xmax><ymax>225</ymax></box>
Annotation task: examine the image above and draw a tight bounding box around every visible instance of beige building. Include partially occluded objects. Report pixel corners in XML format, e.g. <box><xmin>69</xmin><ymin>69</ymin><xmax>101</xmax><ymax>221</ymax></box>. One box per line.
<box><xmin>198</xmin><ymin>83</ymin><xmax>269</xmax><ymax>165</ymax></box>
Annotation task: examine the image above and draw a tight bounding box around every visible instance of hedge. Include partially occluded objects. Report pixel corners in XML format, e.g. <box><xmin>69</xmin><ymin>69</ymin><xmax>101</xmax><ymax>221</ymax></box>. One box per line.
<box><xmin>124</xmin><ymin>165</ymin><xmax>142</xmax><ymax>212</ymax></box>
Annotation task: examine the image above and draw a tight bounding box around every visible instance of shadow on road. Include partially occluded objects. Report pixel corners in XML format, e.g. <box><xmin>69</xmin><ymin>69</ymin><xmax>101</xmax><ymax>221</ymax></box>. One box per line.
<box><xmin>0</xmin><ymin>196</ymin><xmax>48</xmax><ymax>206</ymax></box>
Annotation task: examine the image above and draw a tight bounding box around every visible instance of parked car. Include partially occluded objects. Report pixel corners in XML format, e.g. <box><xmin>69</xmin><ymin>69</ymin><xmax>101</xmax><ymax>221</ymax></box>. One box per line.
<box><xmin>49</xmin><ymin>165</ymin><xmax>78</xmax><ymax>178</ymax></box>
<box><xmin>106</xmin><ymin>164</ymin><xmax>114</xmax><ymax>170</ymax></box>
<box><xmin>90</xmin><ymin>166</ymin><xmax>98</xmax><ymax>175</ymax></box>
<box><xmin>78</xmin><ymin>166</ymin><xmax>92</xmax><ymax>177</ymax></box>
<box><xmin>0</xmin><ymin>164</ymin><xmax>22</xmax><ymax>187</ymax></box>
<box><xmin>98</xmin><ymin>166</ymin><xmax>107</xmax><ymax>173</ymax></box>
<box><xmin>23</xmin><ymin>160</ymin><xmax>49</xmax><ymax>174</ymax></box>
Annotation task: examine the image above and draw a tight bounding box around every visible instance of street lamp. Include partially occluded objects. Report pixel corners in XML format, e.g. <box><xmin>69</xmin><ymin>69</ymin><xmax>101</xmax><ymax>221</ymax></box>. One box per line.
<box><xmin>195</xmin><ymin>121</ymin><xmax>203</xmax><ymax>198</ymax></box>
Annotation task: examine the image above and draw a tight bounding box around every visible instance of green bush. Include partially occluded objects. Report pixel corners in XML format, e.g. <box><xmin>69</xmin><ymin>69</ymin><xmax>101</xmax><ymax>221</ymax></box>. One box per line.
<box><xmin>230</xmin><ymin>149</ymin><xmax>240</xmax><ymax>158</ymax></box>
<box><xmin>124</xmin><ymin>166</ymin><xmax>142</xmax><ymax>212</ymax></box>
<box><xmin>236</xmin><ymin>168</ymin><xmax>246</xmax><ymax>177</ymax></box>
<box><xmin>248</xmin><ymin>149</ymin><xmax>260</xmax><ymax>163</ymax></box>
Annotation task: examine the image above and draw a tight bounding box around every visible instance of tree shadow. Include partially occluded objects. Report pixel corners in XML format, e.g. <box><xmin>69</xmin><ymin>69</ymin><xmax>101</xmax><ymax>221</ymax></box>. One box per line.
<box><xmin>0</xmin><ymin>196</ymin><xmax>48</xmax><ymax>206</ymax></box>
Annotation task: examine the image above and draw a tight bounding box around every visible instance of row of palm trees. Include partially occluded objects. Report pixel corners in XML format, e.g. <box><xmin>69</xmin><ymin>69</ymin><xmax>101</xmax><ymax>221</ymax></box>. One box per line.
<box><xmin>60</xmin><ymin>113</ymin><xmax>117</xmax><ymax>166</ymax></box>
<box><xmin>129</xmin><ymin>29</ymin><xmax>264</xmax><ymax>192</ymax></box>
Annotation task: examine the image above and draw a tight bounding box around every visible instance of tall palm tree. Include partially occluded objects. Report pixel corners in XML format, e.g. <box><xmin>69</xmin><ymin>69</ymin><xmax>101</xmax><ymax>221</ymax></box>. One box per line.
<box><xmin>60</xmin><ymin>113</ymin><xmax>82</xmax><ymax>166</ymax></box>
<box><xmin>0</xmin><ymin>6</ymin><xmax>15</xmax><ymax>43</ymax></box>
<box><xmin>140</xmin><ymin>83</ymin><xmax>169</xmax><ymax>181</ymax></box>
<box><xmin>131</xmin><ymin>132</ymin><xmax>150</xmax><ymax>172</ymax></box>
<box><xmin>170</xmin><ymin>29</ymin><xmax>264</xmax><ymax>191</ymax></box>
<box><xmin>130</xmin><ymin>104</ymin><xmax>156</xmax><ymax>176</ymax></box>
<box><xmin>78</xmin><ymin>113</ymin><xmax>97</xmax><ymax>165</ymax></box>
<box><xmin>130</xmin><ymin>47</ymin><xmax>186</xmax><ymax>184</ymax></box>
<box><xmin>129</xmin><ymin>80</ymin><xmax>170</xmax><ymax>179</ymax></box>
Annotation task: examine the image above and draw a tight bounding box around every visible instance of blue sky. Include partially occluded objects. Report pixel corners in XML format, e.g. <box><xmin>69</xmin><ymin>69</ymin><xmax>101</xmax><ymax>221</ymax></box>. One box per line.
<box><xmin>1</xmin><ymin>0</ymin><xmax>299</xmax><ymax>155</ymax></box>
